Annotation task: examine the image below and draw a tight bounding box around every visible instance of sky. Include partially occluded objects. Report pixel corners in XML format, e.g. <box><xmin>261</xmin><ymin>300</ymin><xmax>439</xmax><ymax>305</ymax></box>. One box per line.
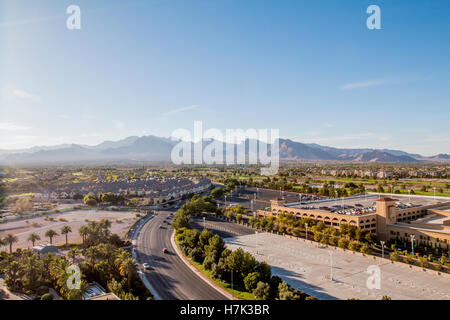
<box><xmin>0</xmin><ymin>0</ymin><xmax>449</xmax><ymax>156</ymax></box>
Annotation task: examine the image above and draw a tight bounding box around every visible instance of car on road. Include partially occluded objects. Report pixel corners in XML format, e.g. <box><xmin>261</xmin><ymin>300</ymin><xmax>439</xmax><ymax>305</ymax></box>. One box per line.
<box><xmin>162</xmin><ymin>248</ymin><xmax>168</xmax><ymax>254</ymax></box>
<box><xmin>142</xmin><ymin>263</ymin><xmax>151</xmax><ymax>270</ymax></box>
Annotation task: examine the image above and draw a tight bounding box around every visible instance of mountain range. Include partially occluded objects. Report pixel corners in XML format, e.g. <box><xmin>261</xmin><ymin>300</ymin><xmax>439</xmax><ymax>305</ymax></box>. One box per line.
<box><xmin>0</xmin><ymin>135</ymin><xmax>448</xmax><ymax>165</ymax></box>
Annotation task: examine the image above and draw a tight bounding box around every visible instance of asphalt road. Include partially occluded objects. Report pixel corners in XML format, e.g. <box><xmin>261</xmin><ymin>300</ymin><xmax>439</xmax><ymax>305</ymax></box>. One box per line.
<box><xmin>135</xmin><ymin>209</ymin><xmax>228</xmax><ymax>300</ymax></box>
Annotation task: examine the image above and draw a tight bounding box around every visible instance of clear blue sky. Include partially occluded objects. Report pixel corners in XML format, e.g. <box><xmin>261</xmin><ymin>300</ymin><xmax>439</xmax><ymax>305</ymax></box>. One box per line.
<box><xmin>0</xmin><ymin>0</ymin><xmax>449</xmax><ymax>155</ymax></box>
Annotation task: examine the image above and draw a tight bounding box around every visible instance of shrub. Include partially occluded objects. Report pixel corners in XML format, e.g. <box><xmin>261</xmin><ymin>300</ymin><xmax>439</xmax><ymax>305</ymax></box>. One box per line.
<box><xmin>41</xmin><ymin>293</ymin><xmax>54</xmax><ymax>300</ymax></box>
<box><xmin>338</xmin><ymin>238</ymin><xmax>349</xmax><ymax>249</ymax></box>
<box><xmin>348</xmin><ymin>241</ymin><xmax>361</xmax><ymax>252</ymax></box>
<box><xmin>253</xmin><ymin>282</ymin><xmax>270</xmax><ymax>300</ymax></box>
<box><xmin>244</xmin><ymin>272</ymin><xmax>261</xmax><ymax>292</ymax></box>
<box><xmin>202</xmin><ymin>254</ymin><xmax>215</xmax><ymax>271</ymax></box>
<box><xmin>360</xmin><ymin>244</ymin><xmax>371</xmax><ymax>255</ymax></box>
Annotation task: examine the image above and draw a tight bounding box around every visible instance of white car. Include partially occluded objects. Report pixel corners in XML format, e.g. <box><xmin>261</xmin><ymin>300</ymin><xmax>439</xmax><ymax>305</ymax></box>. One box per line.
<box><xmin>142</xmin><ymin>263</ymin><xmax>151</xmax><ymax>270</ymax></box>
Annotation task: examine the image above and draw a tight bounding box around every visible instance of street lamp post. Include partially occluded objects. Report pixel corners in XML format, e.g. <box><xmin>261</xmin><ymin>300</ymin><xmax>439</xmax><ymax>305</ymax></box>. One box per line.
<box><xmin>380</xmin><ymin>240</ymin><xmax>385</xmax><ymax>259</ymax></box>
<box><xmin>203</xmin><ymin>217</ymin><xmax>206</xmax><ymax>229</ymax></box>
<box><xmin>251</xmin><ymin>199</ymin><xmax>254</xmax><ymax>212</ymax></box>
<box><xmin>328</xmin><ymin>251</ymin><xmax>333</xmax><ymax>281</ymax></box>
<box><xmin>305</xmin><ymin>223</ymin><xmax>309</xmax><ymax>241</ymax></box>
<box><xmin>231</xmin><ymin>270</ymin><xmax>234</xmax><ymax>297</ymax></box>
<box><xmin>410</xmin><ymin>235</ymin><xmax>416</xmax><ymax>256</ymax></box>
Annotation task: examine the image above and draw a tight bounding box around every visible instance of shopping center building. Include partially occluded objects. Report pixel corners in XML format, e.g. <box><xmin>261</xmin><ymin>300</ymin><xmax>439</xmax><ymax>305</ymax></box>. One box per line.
<box><xmin>257</xmin><ymin>193</ymin><xmax>450</xmax><ymax>250</ymax></box>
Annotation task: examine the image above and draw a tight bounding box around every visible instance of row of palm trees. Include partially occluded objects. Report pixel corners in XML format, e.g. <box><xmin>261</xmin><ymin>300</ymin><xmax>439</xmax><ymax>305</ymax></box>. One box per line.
<box><xmin>0</xmin><ymin>225</ymin><xmax>73</xmax><ymax>253</ymax></box>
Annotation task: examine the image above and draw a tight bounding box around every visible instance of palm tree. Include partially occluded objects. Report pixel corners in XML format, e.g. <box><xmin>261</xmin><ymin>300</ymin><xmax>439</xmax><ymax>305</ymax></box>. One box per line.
<box><xmin>79</xmin><ymin>225</ymin><xmax>89</xmax><ymax>248</ymax></box>
<box><xmin>4</xmin><ymin>234</ymin><xmax>18</xmax><ymax>253</ymax></box>
<box><xmin>45</xmin><ymin>229</ymin><xmax>58</xmax><ymax>244</ymax></box>
<box><xmin>27</xmin><ymin>233</ymin><xmax>41</xmax><ymax>247</ymax></box>
<box><xmin>61</xmin><ymin>226</ymin><xmax>72</xmax><ymax>247</ymax></box>
<box><xmin>67</xmin><ymin>247</ymin><xmax>79</xmax><ymax>264</ymax></box>
<box><xmin>119</xmin><ymin>257</ymin><xmax>137</xmax><ymax>289</ymax></box>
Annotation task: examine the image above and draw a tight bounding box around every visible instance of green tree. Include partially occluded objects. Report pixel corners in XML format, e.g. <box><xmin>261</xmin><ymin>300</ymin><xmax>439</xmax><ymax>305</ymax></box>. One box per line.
<box><xmin>61</xmin><ymin>226</ymin><xmax>72</xmax><ymax>247</ymax></box>
<box><xmin>79</xmin><ymin>225</ymin><xmax>89</xmax><ymax>248</ymax></box>
<box><xmin>27</xmin><ymin>233</ymin><xmax>41</xmax><ymax>247</ymax></box>
<box><xmin>67</xmin><ymin>248</ymin><xmax>80</xmax><ymax>264</ymax></box>
<box><xmin>83</xmin><ymin>194</ymin><xmax>97</xmax><ymax>206</ymax></box>
<box><xmin>210</xmin><ymin>187</ymin><xmax>225</xmax><ymax>199</ymax></box>
<box><xmin>253</xmin><ymin>281</ymin><xmax>270</xmax><ymax>300</ymax></box>
<box><xmin>4</xmin><ymin>234</ymin><xmax>18</xmax><ymax>253</ymax></box>
<box><xmin>119</xmin><ymin>257</ymin><xmax>137</xmax><ymax>289</ymax></box>
<box><xmin>173</xmin><ymin>211</ymin><xmax>190</xmax><ymax>229</ymax></box>
<box><xmin>338</xmin><ymin>238</ymin><xmax>349</xmax><ymax>249</ymax></box>
<box><xmin>244</xmin><ymin>272</ymin><xmax>261</xmax><ymax>292</ymax></box>
<box><xmin>45</xmin><ymin>229</ymin><xmax>58</xmax><ymax>245</ymax></box>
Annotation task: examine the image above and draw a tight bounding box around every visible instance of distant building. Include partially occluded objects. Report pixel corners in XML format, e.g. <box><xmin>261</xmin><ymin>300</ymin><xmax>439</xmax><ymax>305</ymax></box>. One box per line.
<box><xmin>83</xmin><ymin>282</ymin><xmax>120</xmax><ymax>300</ymax></box>
<box><xmin>33</xmin><ymin>243</ymin><xmax>58</xmax><ymax>257</ymax></box>
<box><xmin>258</xmin><ymin>194</ymin><xmax>450</xmax><ymax>249</ymax></box>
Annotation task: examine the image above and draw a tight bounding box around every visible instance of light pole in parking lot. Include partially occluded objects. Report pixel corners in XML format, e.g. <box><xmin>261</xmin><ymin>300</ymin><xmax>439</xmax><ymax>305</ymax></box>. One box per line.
<box><xmin>410</xmin><ymin>234</ymin><xmax>416</xmax><ymax>256</ymax></box>
<box><xmin>255</xmin><ymin>231</ymin><xmax>258</xmax><ymax>254</ymax></box>
<box><xmin>305</xmin><ymin>223</ymin><xmax>308</xmax><ymax>241</ymax></box>
<box><xmin>251</xmin><ymin>199</ymin><xmax>254</xmax><ymax>213</ymax></box>
<box><xmin>380</xmin><ymin>240</ymin><xmax>385</xmax><ymax>259</ymax></box>
<box><xmin>203</xmin><ymin>217</ymin><xmax>206</xmax><ymax>229</ymax></box>
<box><xmin>328</xmin><ymin>251</ymin><xmax>333</xmax><ymax>281</ymax></box>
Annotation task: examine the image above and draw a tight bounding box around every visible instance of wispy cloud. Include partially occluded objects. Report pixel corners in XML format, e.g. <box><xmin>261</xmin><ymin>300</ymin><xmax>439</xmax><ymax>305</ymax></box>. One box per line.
<box><xmin>340</xmin><ymin>76</ymin><xmax>424</xmax><ymax>91</ymax></box>
<box><xmin>0</xmin><ymin>2</ymin><xmax>141</xmax><ymax>29</ymax></box>
<box><xmin>13</xmin><ymin>89</ymin><xmax>41</xmax><ymax>102</ymax></box>
<box><xmin>340</xmin><ymin>79</ymin><xmax>388</xmax><ymax>90</ymax></box>
<box><xmin>0</xmin><ymin>122</ymin><xmax>31</xmax><ymax>131</ymax></box>
<box><xmin>161</xmin><ymin>105</ymin><xmax>199</xmax><ymax>117</ymax></box>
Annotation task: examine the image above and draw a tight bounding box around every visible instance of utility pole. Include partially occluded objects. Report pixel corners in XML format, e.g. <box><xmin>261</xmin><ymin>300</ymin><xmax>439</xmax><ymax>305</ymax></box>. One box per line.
<box><xmin>380</xmin><ymin>240</ymin><xmax>385</xmax><ymax>259</ymax></box>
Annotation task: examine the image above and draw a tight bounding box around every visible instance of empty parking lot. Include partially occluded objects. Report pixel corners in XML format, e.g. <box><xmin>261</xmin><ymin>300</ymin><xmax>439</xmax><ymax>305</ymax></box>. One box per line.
<box><xmin>225</xmin><ymin>232</ymin><xmax>450</xmax><ymax>300</ymax></box>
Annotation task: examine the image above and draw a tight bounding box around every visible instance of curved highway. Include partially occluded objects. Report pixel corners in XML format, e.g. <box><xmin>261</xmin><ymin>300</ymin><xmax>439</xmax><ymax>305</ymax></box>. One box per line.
<box><xmin>135</xmin><ymin>210</ymin><xmax>228</xmax><ymax>300</ymax></box>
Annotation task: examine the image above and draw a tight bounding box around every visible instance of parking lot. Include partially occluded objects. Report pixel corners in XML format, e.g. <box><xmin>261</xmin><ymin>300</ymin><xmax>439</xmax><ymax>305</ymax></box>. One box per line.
<box><xmin>225</xmin><ymin>232</ymin><xmax>450</xmax><ymax>300</ymax></box>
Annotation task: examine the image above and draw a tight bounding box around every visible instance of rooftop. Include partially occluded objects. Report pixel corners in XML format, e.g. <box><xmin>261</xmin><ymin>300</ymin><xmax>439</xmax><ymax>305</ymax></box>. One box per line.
<box><xmin>283</xmin><ymin>194</ymin><xmax>450</xmax><ymax>217</ymax></box>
